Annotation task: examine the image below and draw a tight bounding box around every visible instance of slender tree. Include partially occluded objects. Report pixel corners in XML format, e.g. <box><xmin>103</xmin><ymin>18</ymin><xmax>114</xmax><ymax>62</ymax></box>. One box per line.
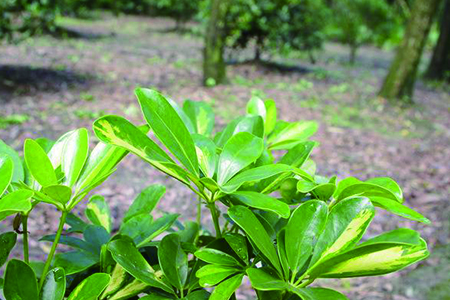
<box><xmin>425</xmin><ymin>0</ymin><xmax>450</xmax><ymax>82</ymax></box>
<box><xmin>379</xmin><ymin>0</ymin><xmax>441</xmax><ymax>101</ymax></box>
<box><xmin>203</xmin><ymin>0</ymin><xmax>230</xmax><ymax>86</ymax></box>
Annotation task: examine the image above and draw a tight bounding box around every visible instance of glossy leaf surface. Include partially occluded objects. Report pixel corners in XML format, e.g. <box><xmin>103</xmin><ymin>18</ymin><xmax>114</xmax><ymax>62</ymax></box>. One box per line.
<box><xmin>108</xmin><ymin>237</ymin><xmax>173</xmax><ymax>293</ymax></box>
<box><xmin>4</xmin><ymin>259</ymin><xmax>38</xmax><ymax>300</ymax></box>
<box><xmin>40</xmin><ymin>268</ymin><xmax>66</xmax><ymax>300</ymax></box>
<box><xmin>158</xmin><ymin>234</ymin><xmax>188</xmax><ymax>291</ymax></box>
<box><xmin>183</xmin><ymin>100</ymin><xmax>215</xmax><ymax>136</ymax></box>
<box><xmin>0</xmin><ymin>154</ymin><xmax>13</xmax><ymax>197</ymax></box>
<box><xmin>67</xmin><ymin>273</ymin><xmax>110</xmax><ymax>300</ymax></box>
<box><xmin>123</xmin><ymin>184</ymin><xmax>165</xmax><ymax>222</ymax></box>
<box><xmin>228</xmin><ymin>205</ymin><xmax>281</xmax><ymax>273</ymax></box>
<box><xmin>0</xmin><ymin>139</ymin><xmax>24</xmax><ymax>183</ymax></box>
<box><xmin>0</xmin><ymin>190</ymin><xmax>33</xmax><ymax>221</ymax></box>
<box><xmin>217</xmin><ymin>132</ymin><xmax>264</xmax><ymax>185</ymax></box>
<box><xmin>0</xmin><ymin>232</ymin><xmax>17</xmax><ymax>268</ymax></box>
<box><xmin>310</xmin><ymin>198</ymin><xmax>375</xmax><ymax>268</ymax></box>
<box><xmin>286</xmin><ymin>201</ymin><xmax>328</xmax><ymax>273</ymax></box>
<box><xmin>136</xmin><ymin>88</ymin><xmax>198</xmax><ymax>175</ymax></box>
<box><xmin>231</xmin><ymin>191</ymin><xmax>290</xmax><ymax>218</ymax></box>
<box><xmin>24</xmin><ymin>139</ymin><xmax>57</xmax><ymax>187</ymax></box>
<box><xmin>85</xmin><ymin>195</ymin><xmax>112</xmax><ymax>233</ymax></box>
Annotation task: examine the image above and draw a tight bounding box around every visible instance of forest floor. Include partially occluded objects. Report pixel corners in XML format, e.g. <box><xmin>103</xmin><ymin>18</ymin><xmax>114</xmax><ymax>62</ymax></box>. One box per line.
<box><xmin>0</xmin><ymin>14</ymin><xmax>449</xmax><ymax>300</ymax></box>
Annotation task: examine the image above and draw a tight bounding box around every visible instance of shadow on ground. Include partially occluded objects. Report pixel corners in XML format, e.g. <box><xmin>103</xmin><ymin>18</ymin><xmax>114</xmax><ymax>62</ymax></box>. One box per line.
<box><xmin>0</xmin><ymin>65</ymin><xmax>94</xmax><ymax>100</ymax></box>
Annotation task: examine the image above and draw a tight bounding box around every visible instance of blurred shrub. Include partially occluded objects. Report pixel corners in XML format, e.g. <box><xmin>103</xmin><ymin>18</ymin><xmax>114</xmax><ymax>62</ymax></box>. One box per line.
<box><xmin>1</xmin><ymin>0</ymin><xmax>57</xmax><ymax>42</ymax></box>
<box><xmin>327</xmin><ymin>0</ymin><xmax>403</xmax><ymax>63</ymax></box>
<box><xmin>224</xmin><ymin>0</ymin><xmax>329</xmax><ymax>61</ymax></box>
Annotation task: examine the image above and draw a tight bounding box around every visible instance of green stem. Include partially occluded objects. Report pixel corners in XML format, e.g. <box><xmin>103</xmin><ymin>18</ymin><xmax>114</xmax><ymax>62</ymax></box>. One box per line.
<box><xmin>298</xmin><ymin>278</ymin><xmax>314</xmax><ymax>288</ymax></box>
<box><xmin>22</xmin><ymin>215</ymin><xmax>29</xmax><ymax>264</ymax></box>
<box><xmin>39</xmin><ymin>210</ymin><xmax>68</xmax><ymax>289</ymax></box>
<box><xmin>197</xmin><ymin>197</ymin><xmax>202</xmax><ymax>225</ymax></box>
<box><xmin>207</xmin><ymin>203</ymin><xmax>222</xmax><ymax>238</ymax></box>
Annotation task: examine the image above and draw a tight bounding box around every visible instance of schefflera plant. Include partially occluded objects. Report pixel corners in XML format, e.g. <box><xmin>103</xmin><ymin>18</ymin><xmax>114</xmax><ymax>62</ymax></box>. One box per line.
<box><xmin>0</xmin><ymin>130</ymin><xmax>128</xmax><ymax>299</ymax></box>
<box><xmin>92</xmin><ymin>88</ymin><xmax>430</xmax><ymax>299</ymax></box>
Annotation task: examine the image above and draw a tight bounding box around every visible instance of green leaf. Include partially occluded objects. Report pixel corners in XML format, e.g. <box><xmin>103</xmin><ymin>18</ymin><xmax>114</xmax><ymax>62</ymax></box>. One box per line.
<box><xmin>221</xmin><ymin>164</ymin><xmax>293</xmax><ymax>193</ymax></box>
<box><xmin>290</xmin><ymin>287</ymin><xmax>348</xmax><ymax>300</ymax></box>
<box><xmin>231</xmin><ymin>191</ymin><xmax>290</xmax><ymax>219</ymax></box>
<box><xmin>367</xmin><ymin>177</ymin><xmax>403</xmax><ymax>200</ymax></box>
<box><xmin>0</xmin><ymin>190</ymin><xmax>33</xmax><ymax>221</ymax></box>
<box><xmin>209</xmin><ymin>274</ymin><xmax>243</xmax><ymax>300</ymax></box>
<box><xmin>83</xmin><ymin>225</ymin><xmax>110</xmax><ymax>255</ymax></box>
<box><xmin>136</xmin><ymin>213</ymin><xmax>179</xmax><ymax>247</ymax></box>
<box><xmin>42</xmin><ymin>185</ymin><xmax>72</xmax><ymax>205</ymax></box>
<box><xmin>40</xmin><ymin>235</ymin><xmax>94</xmax><ymax>254</ymax></box>
<box><xmin>192</xmin><ymin>134</ymin><xmax>217</xmax><ymax>178</ymax></box>
<box><xmin>123</xmin><ymin>184</ymin><xmax>165</xmax><ymax>223</ymax></box>
<box><xmin>183</xmin><ymin>100</ymin><xmax>215</xmax><ymax>136</ymax></box>
<box><xmin>228</xmin><ymin>205</ymin><xmax>282</xmax><ymax>273</ymax></box>
<box><xmin>120</xmin><ymin>213</ymin><xmax>153</xmax><ymax>243</ymax></box>
<box><xmin>107</xmin><ymin>279</ymin><xmax>148</xmax><ymax>300</ymax></box>
<box><xmin>264</xmin><ymin>99</ymin><xmax>277</xmax><ymax>135</ymax></box>
<box><xmin>196</xmin><ymin>265</ymin><xmax>240</xmax><ymax>287</ymax></box>
<box><xmin>337</xmin><ymin>182</ymin><xmax>401</xmax><ymax>203</ymax></box>
<box><xmin>195</xmin><ymin>248</ymin><xmax>242</xmax><ymax>267</ymax></box>
<box><xmin>136</xmin><ymin>88</ymin><xmax>199</xmax><ymax>175</ymax></box>
<box><xmin>24</xmin><ymin>139</ymin><xmax>57</xmax><ymax>187</ymax></box>
<box><xmin>246</xmin><ymin>267</ymin><xmax>287</xmax><ymax>291</ymax></box>
<box><xmin>85</xmin><ymin>195</ymin><xmax>112</xmax><ymax>233</ymax></box>
<box><xmin>0</xmin><ymin>232</ymin><xmax>17</xmax><ymax>268</ymax></box>
<box><xmin>0</xmin><ymin>154</ymin><xmax>13</xmax><ymax>197</ymax></box>
<box><xmin>217</xmin><ymin>132</ymin><xmax>264</xmax><ymax>185</ymax></box>
<box><xmin>234</xmin><ymin>116</ymin><xmax>265</xmax><ymax>138</ymax></box>
<box><xmin>101</xmin><ymin>264</ymin><xmax>128</xmax><ymax>299</ymax></box>
<box><xmin>158</xmin><ymin>234</ymin><xmax>188</xmax><ymax>291</ymax></box>
<box><xmin>371</xmin><ymin>196</ymin><xmax>430</xmax><ymax>224</ymax></box>
<box><xmin>93</xmin><ymin>115</ymin><xmax>190</xmax><ymax>184</ymax></box>
<box><xmin>0</xmin><ymin>139</ymin><xmax>24</xmax><ymax>183</ymax></box>
<box><xmin>39</xmin><ymin>268</ymin><xmax>66</xmax><ymax>300</ymax></box>
<box><xmin>178</xmin><ymin>221</ymin><xmax>199</xmax><ymax>243</ymax></box>
<box><xmin>54</xmin><ymin>251</ymin><xmax>97</xmax><ymax>275</ymax></box>
<box><xmin>224</xmin><ymin>233</ymin><xmax>248</xmax><ymax>264</ymax></box>
<box><xmin>4</xmin><ymin>259</ymin><xmax>38</xmax><ymax>300</ymax></box>
<box><xmin>309</xmin><ymin>198</ymin><xmax>375</xmax><ymax>268</ymax></box>
<box><xmin>267</xmin><ymin>121</ymin><xmax>318</xmax><ymax>150</ymax></box>
<box><xmin>309</xmin><ymin>239</ymin><xmax>429</xmax><ymax>278</ymax></box>
<box><xmin>297</xmin><ymin>181</ymin><xmax>336</xmax><ymax>201</ymax></box>
<box><xmin>185</xmin><ymin>289</ymin><xmax>210</xmax><ymax>300</ymax></box>
<box><xmin>108</xmin><ymin>237</ymin><xmax>173</xmax><ymax>293</ymax></box>
<box><xmin>75</xmin><ymin>142</ymin><xmax>128</xmax><ymax>194</ymax></box>
<box><xmin>358</xmin><ymin>228</ymin><xmax>421</xmax><ymax>247</ymax></box>
<box><xmin>65</xmin><ymin>213</ymin><xmax>89</xmax><ymax>233</ymax></box>
<box><xmin>276</xmin><ymin>230</ymin><xmax>289</xmax><ymax>280</ymax></box>
<box><xmin>279</xmin><ymin>141</ymin><xmax>316</xmax><ymax>168</ymax></box>
<box><xmin>67</xmin><ymin>273</ymin><xmax>110</xmax><ymax>300</ymax></box>
<box><xmin>214</xmin><ymin>117</ymin><xmax>244</xmax><ymax>148</ymax></box>
<box><xmin>60</xmin><ymin>129</ymin><xmax>89</xmax><ymax>187</ymax></box>
<box><xmin>247</xmin><ymin>97</ymin><xmax>266</xmax><ymax>121</ymax></box>
<box><xmin>333</xmin><ymin>177</ymin><xmax>360</xmax><ymax>198</ymax></box>
<box><xmin>286</xmin><ymin>201</ymin><xmax>328</xmax><ymax>274</ymax></box>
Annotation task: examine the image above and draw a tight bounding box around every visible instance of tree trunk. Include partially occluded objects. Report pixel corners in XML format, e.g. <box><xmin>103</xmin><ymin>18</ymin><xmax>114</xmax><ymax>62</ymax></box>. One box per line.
<box><xmin>379</xmin><ymin>0</ymin><xmax>441</xmax><ymax>101</ymax></box>
<box><xmin>425</xmin><ymin>0</ymin><xmax>450</xmax><ymax>81</ymax></box>
<box><xmin>203</xmin><ymin>0</ymin><xmax>229</xmax><ymax>86</ymax></box>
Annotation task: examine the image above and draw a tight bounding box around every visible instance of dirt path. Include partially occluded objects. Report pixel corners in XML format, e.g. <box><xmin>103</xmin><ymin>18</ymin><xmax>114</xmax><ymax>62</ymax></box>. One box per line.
<box><xmin>1</xmin><ymin>14</ymin><xmax>449</xmax><ymax>300</ymax></box>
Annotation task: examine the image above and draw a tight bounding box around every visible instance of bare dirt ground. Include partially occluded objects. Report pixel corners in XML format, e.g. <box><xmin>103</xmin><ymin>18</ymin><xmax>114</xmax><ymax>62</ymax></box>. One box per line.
<box><xmin>0</xmin><ymin>14</ymin><xmax>449</xmax><ymax>300</ymax></box>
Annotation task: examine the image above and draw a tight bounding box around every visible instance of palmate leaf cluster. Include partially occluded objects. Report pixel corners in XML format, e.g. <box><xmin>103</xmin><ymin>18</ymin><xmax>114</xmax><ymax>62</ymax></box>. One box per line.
<box><xmin>0</xmin><ymin>88</ymin><xmax>430</xmax><ymax>299</ymax></box>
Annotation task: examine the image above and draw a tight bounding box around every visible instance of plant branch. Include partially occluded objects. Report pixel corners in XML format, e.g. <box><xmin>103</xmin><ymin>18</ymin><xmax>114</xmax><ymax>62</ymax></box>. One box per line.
<box><xmin>39</xmin><ymin>210</ymin><xmax>68</xmax><ymax>289</ymax></box>
<box><xmin>207</xmin><ymin>202</ymin><xmax>222</xmax><ymax>238</ymax></box>
<box><xmin>22</xmin><ymin>214</ymin><xmax>29</xmax><ymax>264</ymax></box>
